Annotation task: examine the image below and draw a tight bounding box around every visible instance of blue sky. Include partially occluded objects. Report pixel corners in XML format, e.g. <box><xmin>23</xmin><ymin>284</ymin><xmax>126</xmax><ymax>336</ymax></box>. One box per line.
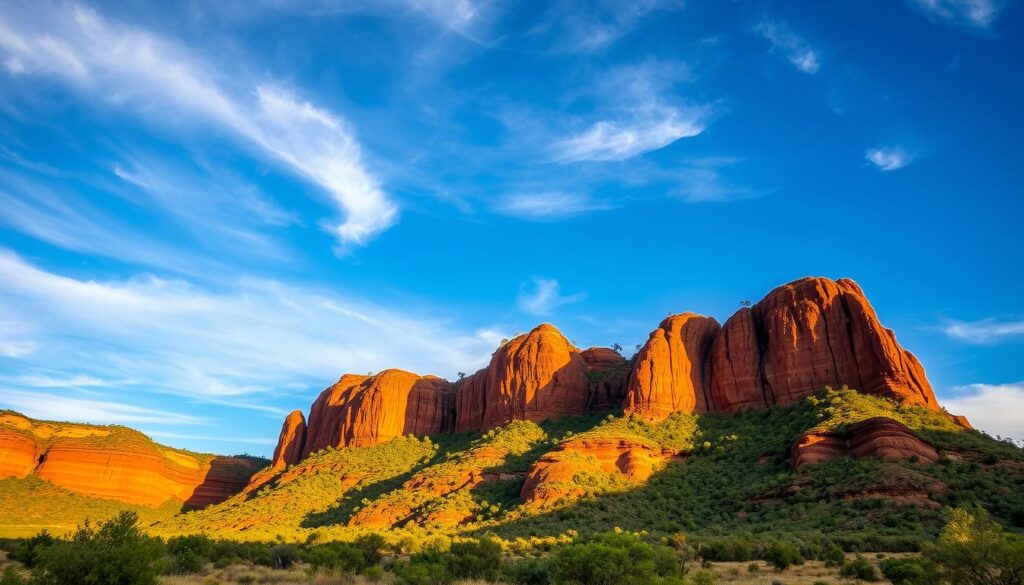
<box><xmin>0</xmin><ymin>0</ymin><xmax>1021</xmax><ymax>456</ymax></box>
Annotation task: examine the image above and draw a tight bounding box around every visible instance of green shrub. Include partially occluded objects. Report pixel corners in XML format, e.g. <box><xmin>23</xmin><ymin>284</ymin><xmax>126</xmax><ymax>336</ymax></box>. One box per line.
<box><xmin>879</xmin><ymin>557</ymin><xmax>938</xmax><ymax>585</ymax></box>
<box><xmin>840</xmin><ymin>555</ymin><xmax>879</xmax><ymax>581</ymax></box>
<box><xmin>355</xmin><ymin>533</ymin><xmax>386</xmax><ymax>567</ymax></box>
<box><xmin>32</xmin><ymin>511</ymin><xmax>164</xmax><ymax>585</ymax></box>
<box><xmin>8</xmin><ymin>532</ymin><xmax>54</xmax><ymax>568</ymax></box>
<box><xmin>392</xmin><ymin>548</ymin><xmax>451</xmax><ymax>585</ymax></box>
<box><xmin>446</xmin><ymin>537</ymin><xmax>502</xmax><ymax>581</ymax></box>
<box><xmin>552</xmin><ymin>532</ymin><xmax>682</xmax><ymax>585</ymax></box>
<box><xmin>688</xmin><ymin>568</ymin><xmax>717</xmax><ymax>584</ymax></box>
<box><xmin>764</xmin><ymin>542</ymin><xmax>803</xmax><ymax>571</ymax></box>
<box><xmin>503</xmin><ymin>557</ymin><xmax>552</xmax><ymax>585</ymax></box>
<box><xmin>270</xmin><ymin>544</ymin><xmax>298</xmax><ymax>570</ymax></box>
<box><xmin>303</xmin><ymin>542</ymin><xmax>368</xmax><ymax>573</ymax></box>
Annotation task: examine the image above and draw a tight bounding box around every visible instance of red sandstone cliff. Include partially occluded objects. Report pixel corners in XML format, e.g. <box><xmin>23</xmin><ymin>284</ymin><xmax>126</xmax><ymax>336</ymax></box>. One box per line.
<box><xmin>0</xmin><ymin>412</ymin><xmax>261</xmax><ymax>508</ymax></box>
<box><xmin>300</xmin><ymin>369</ymin><xmax>454</xmax><ymax>457</ymax></box>
<box><xmin>624</xmin><ymin>313</ymin><xmax>721</xmax><ymax>420</ymax></box>
<box><xmin>454</xmin><ymin>324</ymin><xmax>594</xmax><ymax>432</ymax></box>
<box><xmin>709</xmin><ymin>277</ymin><xmax>939</xmax><ymax>412</ymax></box>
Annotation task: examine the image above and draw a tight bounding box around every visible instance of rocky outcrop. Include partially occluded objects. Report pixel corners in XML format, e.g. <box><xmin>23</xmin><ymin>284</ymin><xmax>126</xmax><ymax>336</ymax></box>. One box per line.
<box><xmin>0</xmin><ymin>411</ymin><xmax>262</xmax><ymax>508</ymax></box>
<box><xmin>271</xmin><ymin>410</ymin><xmax>307</xmax><ymax>470</ymax></box>
<box><xmin>455</xmin><ymin>324</ymin><xmax>593</xmax><ymax>432</ymax></box>
<box><xmin>791</xmin><ymin>417</ymin><xmax>939</xmax><ymax>469</ymax></box>
<box><xmin>302</xmin><ymin>370</ymin><xmax>455</xmax><ymax>457</ymax></box>
<box><xmin>710</xmin><ymin>277</ymin><xmax>939</xmax><ymax>412</ymax></box>
<box><xmin>520</xmin><ymin>437</ymin><xmax>684</xmax><ymax>507</ymax></box>
<box><xmin>625</xmin><ymin>314</ymin><xmax>721</xmax><ymax>420</ymax></box>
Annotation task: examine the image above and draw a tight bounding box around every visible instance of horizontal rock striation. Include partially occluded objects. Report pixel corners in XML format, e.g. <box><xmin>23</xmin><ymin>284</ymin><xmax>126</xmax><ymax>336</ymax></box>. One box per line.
<box><xmin>0</xmin><ymin>412</ymin><xmax>261</xmax><ymax>508</ymax></box>
<box><xmin>791</xmin><ymin>416</ymin><xmax>939</xmax><ymax>469</ymax></box>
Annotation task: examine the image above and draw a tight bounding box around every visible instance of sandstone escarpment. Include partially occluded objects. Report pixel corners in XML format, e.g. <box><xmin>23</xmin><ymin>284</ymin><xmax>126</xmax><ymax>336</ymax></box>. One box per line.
<box><xmin>0</xmin><ymin>412</ymin><xmax>262</xmax><ymax>508</ymax></box>
<box><xmin>520</xmin><ymin>437</ymin><xmax>684</xmax><ymax>507</ymax></box>
<box><xmin>625</xmin><ymin>313</ymin><xmax>721</xmax><ymax>420</ymax></box>
<box><xmin>302</xmin><ymin>370</ymin><xmax>455</xmax><ymax>457</ymax></box>
<box><xmin>455</xmin><ymin>324</ymin><xmax>593</xmax><ymax>432</ymax></box>
<box><xmin>791</xmin><ymin>417</ymin><xmax>939</xmax><ymax>469</ymax></box>
<box><xmin>710</xmin><ymin>277</ymin><xmax>939</xmax><ymax>412</ymax></box>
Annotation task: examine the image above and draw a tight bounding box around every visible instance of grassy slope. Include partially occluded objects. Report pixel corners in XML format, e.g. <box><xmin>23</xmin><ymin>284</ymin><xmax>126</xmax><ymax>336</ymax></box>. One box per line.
<box><xmin>154</xmin><ymin>389</ymin><xmax>1023</xmax><ymax>548</ymax></box>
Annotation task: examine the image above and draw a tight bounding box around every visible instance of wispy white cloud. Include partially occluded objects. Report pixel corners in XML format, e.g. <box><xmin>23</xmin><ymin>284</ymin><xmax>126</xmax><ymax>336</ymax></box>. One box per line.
<box><xmin>554</xmin><ymin>61</ymin><xmax>713</xmax><ymax>162</ymax></box>
<box><xmin>670</xmin><ymin>158</ymin><xmax>763</xmax><ymax>202</ymax></box>
<box><xmin>865</xmin><ymin>146</ymin><xmax>913</xmax><ymax>171</ymax></box>
<box><xmin>0</xmin><ymin>2</ymin><xmax>396</xmax><ymax>250</ymax></box>
<box><xmin>910</xmin><ymin>0</ymin><xmax>1004</xmax><ymax>29</ymax></box>
<box><xmin>0</xmin><ymin>250</ymin><xmax>500</xmax><ymax>413</ymax></box>
<box><xmin>755</xmin><ymin>18</ymin><xmax>820</xmax><ymax>74</ymax></box>
<box><xmin>496</xmin><ymin>192</ymin><xmax>611</xmax><ymax>219</ymax></box>
<box><xmin>0</xmin><ymin>389</ymin><xmax>206</xmax><ymax>426</ymax></box>
<box><xmin>942</xmin><ymin>382</ymin><xmax>1024</xmax><ymax>442</ymax></box>
<box><xmin>517</xmin><ymin>277</ymin><xmax>586</xmax><ymax>316</ymax></box>
<box><xmin>941</xmin><ymin>318</ymin><xmax>1024</xmax><ymax>344</ymax></box>
<box><xmin>143</xmin><ymin>430</ymin><xmax>276</xmax><ymax>446</ymax></box>
<box><xmin>531</xmin><ymin>0</ymin><xmax>682</xmax><ymax>52</ymax></box>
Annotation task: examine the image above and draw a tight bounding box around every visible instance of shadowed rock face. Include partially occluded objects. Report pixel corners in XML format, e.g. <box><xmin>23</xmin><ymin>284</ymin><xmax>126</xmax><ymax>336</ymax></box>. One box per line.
<box><xmin>271</xmin><ymin>410</ymin><xmax>306</xmax><ymax>470</ymax></box>
<box><xmin>455</xmin><ymin>324</ymin><xmax>593</xmax><ymax>432</ymax></box>
<box><xmin>791</xmin><ymin>416</ymin><xmax>939</xmax><ymax>469</ymax></box>
<box><xmin>0</xmin><ymin>412</ymin><xmax>261</xmax><ymax>508</ymax></box>
<box><xmin>301</xmin><ymin>369</ymin><xmax>455</xmax><ymax>457</ymax></box>
<box><xmin>625</xmin><ymin>313</ymin><xmax>721</xmax><ymax>420</ymax></box>
<box><xmin>581</xmin><ymin>347</ymin><xmax>630</xmax><ymax>411</ymax></box>
<box><xmin>709</xmin><ymin>277</ymin><xmax>939</xmax><ymax>412</ymax></box>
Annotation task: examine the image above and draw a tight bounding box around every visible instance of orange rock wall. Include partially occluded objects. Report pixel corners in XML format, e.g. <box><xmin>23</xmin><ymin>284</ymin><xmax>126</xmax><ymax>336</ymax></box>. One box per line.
<box><xmin>0</xmin><ymin>413</ymin><xmax>261</xmax><ymax>508</ymax></box>
<box><xmin>710</xmin><ymin>277</ymin><xmax>938</xmax><ymax>412</ymax></box>
<box><xmin>301</xmin><ymin>370</ymin><xmax>454</xmax><ymax>457</ymax></box>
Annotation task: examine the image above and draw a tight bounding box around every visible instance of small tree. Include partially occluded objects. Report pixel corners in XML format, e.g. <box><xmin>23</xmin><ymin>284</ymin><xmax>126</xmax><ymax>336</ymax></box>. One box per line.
<box><xmin>611</xmin><ymin>343</ymin><xmax>623</xmax><ymax>354</ymax></box>
<box><xmin>927</xmin><ymin>506</ymin><xmax>1024</xmax><ymax>585</ymax></box>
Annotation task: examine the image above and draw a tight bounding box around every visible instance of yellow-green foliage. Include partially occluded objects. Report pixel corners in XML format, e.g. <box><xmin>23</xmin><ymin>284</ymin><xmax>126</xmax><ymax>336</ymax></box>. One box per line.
<box><xmin>0</xmin><ymin>476</ymin><xmax>180</xmax><ymax>538</ymax></box>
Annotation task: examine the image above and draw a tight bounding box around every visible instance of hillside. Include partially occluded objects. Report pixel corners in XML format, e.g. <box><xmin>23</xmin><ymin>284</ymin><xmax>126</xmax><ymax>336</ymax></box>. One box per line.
<box><xmin>0</xmin><ymin>411</ymin><xmax>267</xmax><ymax>536</ymax></box>
<box><xmin>158</xmin><ymin>388</ymin><xmax>1023</xmax><ymax>548</ymax></box>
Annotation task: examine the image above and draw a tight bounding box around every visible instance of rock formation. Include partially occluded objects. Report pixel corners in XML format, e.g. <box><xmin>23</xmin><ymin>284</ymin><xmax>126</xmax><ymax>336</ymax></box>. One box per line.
<box><xmin>791</xmin><ymin>417</ymin><xmax>939</xmax><ymax>469</ymax></box>
<box><xmin>624</xmin><ymin>313</ymin><xmax>721</xmax><ymax>420</ymax></box>
<box><xmin>0</xmin><ymin>411</ymin><xmax>261</xmax><ymax>508</ymax></box>
<box><xmin>710</xmin><ymin>277</ymin><xmax>939</xmax><ymax>412</ymax></box>
<box><xmin>301</xmin><ymin>369</ymin><xmax>454</xmax><ymax>457</ymax></box>
<box><xmin>455</xmin><ymin>324</ymin><xmax>593</xmax><ymax>432</ymax></box>
<box><xmin>520</xmin><ymin>437</ymin><xmax>684</xmax><ymax>507</ymax></box>
<box><xmin>271</xmin><ymin>410</ymin><xmax>306</xmax><ymax>470</ymax></box>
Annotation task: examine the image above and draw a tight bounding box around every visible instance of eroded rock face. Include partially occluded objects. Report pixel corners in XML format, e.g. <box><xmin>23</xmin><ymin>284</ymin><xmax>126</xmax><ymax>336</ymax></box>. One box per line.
<box><xmin>302</xmin><ymin>370</ymin><xmax>455</xmax><ymax>457</ymax></box>
<box><xmin>0</xmin><ymin>430</ymin><xmax>38</xmax><ymax>479</ymax></box>
<box><xmin>791</xmin><ymin>417</ymin><xmax>938</xmax><ymax>469</ymax></box>
<box><xmin>625</xmin><ymin>314</ymin><xmax>721</xmax><ymax>420</ymax></box>
<box><xmin>0</xmin><ymin>412</ymin><xmax>261</xmax><ymax>508</ymax></box>
<box><xmin>520</xmin><ymin>437</ymin><xmax>684</xmax><ymax>507</ymax></box>
<box><xmin>455</xmin><ymin>324</ymin><xmax>592</xmax><ymax>432</ymax></box>
<box><xmin>271</xmin><ymin>410</ymin><xmax>307</xmax><ymax>470</ymax></box>
<box><xmin>710</xmin><ymin>277</ymin><xmax>939</xmax><ymax>412</ymax></box>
